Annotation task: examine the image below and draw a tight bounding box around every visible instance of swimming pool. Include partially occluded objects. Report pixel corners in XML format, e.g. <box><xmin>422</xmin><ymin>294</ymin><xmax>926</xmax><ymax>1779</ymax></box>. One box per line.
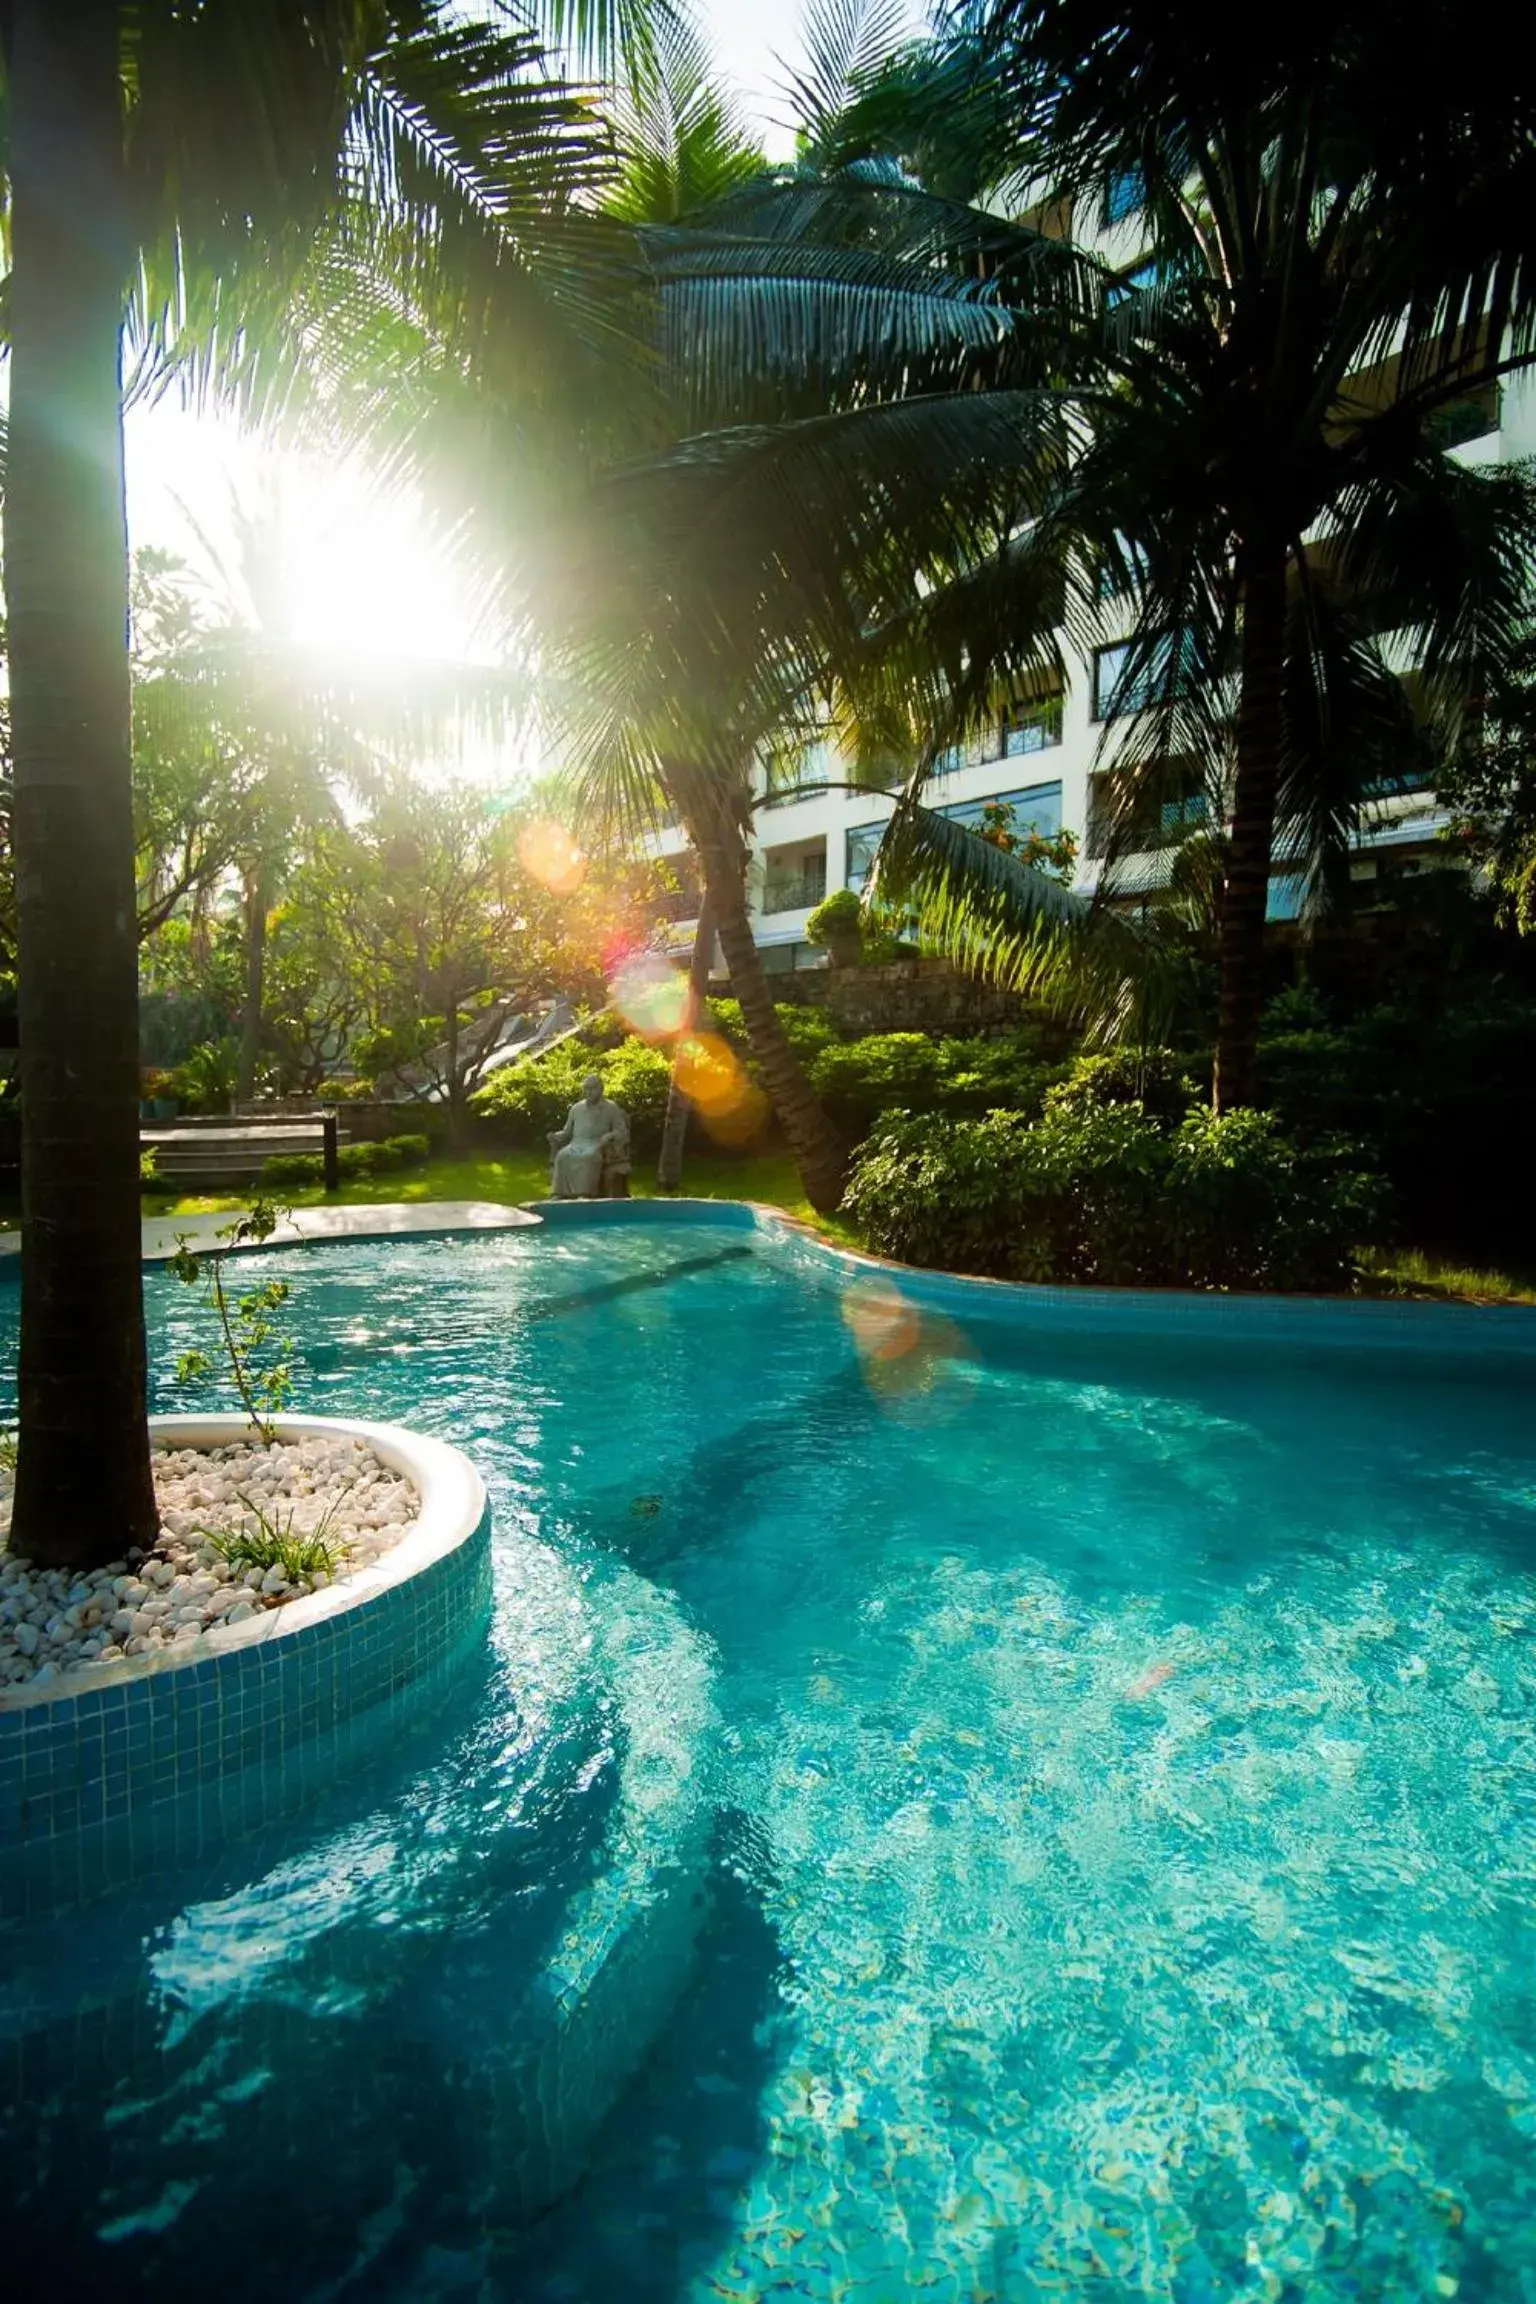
<box><xmin>4</xmin><ymin>1213</ymin><xmax>1536</xmax><ymax>2300</ymax></box>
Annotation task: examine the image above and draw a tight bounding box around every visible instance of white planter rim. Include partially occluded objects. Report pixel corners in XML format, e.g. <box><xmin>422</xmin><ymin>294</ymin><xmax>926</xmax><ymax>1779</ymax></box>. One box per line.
<box><xmin>0</xmin><ymin>1412</ymin><xmax>488</xmax><ymax>1715</ymax></box>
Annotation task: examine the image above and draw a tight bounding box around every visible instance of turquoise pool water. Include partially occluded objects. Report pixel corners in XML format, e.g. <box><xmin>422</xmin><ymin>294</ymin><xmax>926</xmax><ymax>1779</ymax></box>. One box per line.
<box><xmin>4</xmin><ymin>1218</ymin><xmax>1536</xmax><ymax>2300</ymax></box>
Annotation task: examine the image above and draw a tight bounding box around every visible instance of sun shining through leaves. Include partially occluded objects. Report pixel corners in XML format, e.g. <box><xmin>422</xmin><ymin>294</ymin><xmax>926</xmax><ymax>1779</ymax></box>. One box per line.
<box><xmin>611</xmin><ymin>952</ymin><xmax>693</xmax><ymax>1040</ymax></box>
<box><xmin>516</xmin><ymin>818</ymin><xmax>589</xmax><ymax>897</ymax></box>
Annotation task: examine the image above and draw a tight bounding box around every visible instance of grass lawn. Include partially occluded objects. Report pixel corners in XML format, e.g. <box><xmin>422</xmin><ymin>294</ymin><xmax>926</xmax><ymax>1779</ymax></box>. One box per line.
<box><xmin>1355</xmin><ymin>1245</ymin><xmax>1536</xmax><ymax>1307</ymax></box>
<box><xmin>141</xmin><ymin>1147</ymin><xmax>865</xmax><ymax>1248</ymax></box>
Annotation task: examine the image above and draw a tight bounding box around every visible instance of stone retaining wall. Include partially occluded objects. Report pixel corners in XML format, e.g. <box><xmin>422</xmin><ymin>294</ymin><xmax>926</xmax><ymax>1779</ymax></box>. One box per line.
<box><xmin>771</xmin><ymin>958</ymin><xmax>1065</xmax><ymax>1041</ymax></box>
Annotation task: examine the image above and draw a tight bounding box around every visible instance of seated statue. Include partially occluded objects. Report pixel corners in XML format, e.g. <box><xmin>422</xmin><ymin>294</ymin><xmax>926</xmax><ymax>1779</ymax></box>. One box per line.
<box><xmin>547</xmin><ymin>1074</ymin><xmax>631</xmax><ymax>1199</ymax></box>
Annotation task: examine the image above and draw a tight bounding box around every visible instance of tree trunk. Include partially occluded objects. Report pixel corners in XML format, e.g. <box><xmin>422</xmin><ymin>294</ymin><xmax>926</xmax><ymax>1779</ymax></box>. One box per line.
<box><xmin>4</xmin><ymin>0</ymin><xmax>158</xmax><ymax>1568</ymax></box>
<box><xmin>237</xmin><ymin>868</ymin><xmax>268</xmax><ymax>1105</ymax></box>
<box><xmin>687</xmin><ymin>794</ymin><xmax>847</xmax><ymax>1214</ymax></box>
<box><xmin>1214</xmin><ymin>555</ymin><xmax>1288</xmax><ymax>1113</ymax></box>
<box><xmin>444</xmin><ymin>1002</ymin><xmax>465</xmax><ymax>1148</ymax></box>
<box><xmin>656</xmin><ymin>889</ymin><xmax>715</xmax><ymax>1192</ymax></box>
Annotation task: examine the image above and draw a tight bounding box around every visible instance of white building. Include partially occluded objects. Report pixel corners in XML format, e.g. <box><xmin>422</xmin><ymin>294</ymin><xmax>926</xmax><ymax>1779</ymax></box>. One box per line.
<box><xmin>650</xmin><ymin>189</ymin><xmax>1536</xmax><ymax>975</ymax></box>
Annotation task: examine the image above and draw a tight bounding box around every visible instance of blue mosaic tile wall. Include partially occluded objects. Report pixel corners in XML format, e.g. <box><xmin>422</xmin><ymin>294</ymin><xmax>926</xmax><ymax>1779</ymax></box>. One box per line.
<box><xmin>0</xmin><ymin>1501</ymin><xmax>492</xmax><ymax>1920</ymax></box>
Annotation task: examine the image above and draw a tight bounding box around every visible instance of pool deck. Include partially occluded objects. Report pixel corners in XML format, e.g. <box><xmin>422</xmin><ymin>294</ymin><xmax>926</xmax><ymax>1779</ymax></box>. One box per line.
<box><xmin>0</xmin><ymin>1200</ymin><xmax>543</xmax><ymax>1265</ymax></box>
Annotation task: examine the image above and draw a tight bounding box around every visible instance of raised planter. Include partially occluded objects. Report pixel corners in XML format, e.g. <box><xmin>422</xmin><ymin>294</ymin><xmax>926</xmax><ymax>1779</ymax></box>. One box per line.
<box><xmin>0</xmin><ymin>1413</ymin><xmax>491</xmax><ymax>1918</ymax></box>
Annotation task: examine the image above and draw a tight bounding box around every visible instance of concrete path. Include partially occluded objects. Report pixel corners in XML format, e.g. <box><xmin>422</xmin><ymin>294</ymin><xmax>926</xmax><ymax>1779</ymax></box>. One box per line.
<box><xmin>0</xmin><ymin>1200</ymin><xmax>542</xmax><ymax>1266</ymax></box>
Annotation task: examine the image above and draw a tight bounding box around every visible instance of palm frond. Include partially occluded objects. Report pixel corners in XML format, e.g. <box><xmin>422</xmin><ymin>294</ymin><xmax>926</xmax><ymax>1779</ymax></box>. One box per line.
<box><xmin>870</xmin><ymin>797</ymin><xmax>1178</xmax><ymax>1042</ymax></box>
<box><xmin>779</xmin><ymin>0</ymin><xmax>911</xmax><ymax>153</ymax></box>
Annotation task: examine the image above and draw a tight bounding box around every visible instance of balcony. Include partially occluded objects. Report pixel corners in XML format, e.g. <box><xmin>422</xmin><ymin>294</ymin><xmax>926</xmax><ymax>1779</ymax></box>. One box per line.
<box><xmin>761</xmin><ymin>862</ymin><xmax>828</xmax><ymax>915</ymax></box>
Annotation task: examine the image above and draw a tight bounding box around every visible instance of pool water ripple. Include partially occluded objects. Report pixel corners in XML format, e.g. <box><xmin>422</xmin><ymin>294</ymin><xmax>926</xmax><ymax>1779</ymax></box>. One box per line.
<box><xmin>3</xmin><ymin>1223</ymin><xmax>1536</xmax><ymax>2301</ymax></box>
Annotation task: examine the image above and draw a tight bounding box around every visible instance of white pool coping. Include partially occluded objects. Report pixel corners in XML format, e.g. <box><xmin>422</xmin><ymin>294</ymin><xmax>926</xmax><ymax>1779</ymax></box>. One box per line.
<box><xmin>0</xmin><ymin>1199</ymin><xmax>543</xmax><ymax>1265</ymax></box>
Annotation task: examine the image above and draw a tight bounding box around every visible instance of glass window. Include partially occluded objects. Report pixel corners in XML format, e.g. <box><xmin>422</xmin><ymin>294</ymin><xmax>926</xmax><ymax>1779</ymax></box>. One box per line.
<box><xmin>1094</xmin><ymin>634</ymin><xmax>1193</xmax><ymax>720</ymax></box>
<box><xmin>1106</xmin><ymin>257</ymin><xmax>1160</xmax><ymax>310</ymax></box>
<box><xmin>1001</xmin><ymin>693</ymin><xmax>1064</xmax><ymax>756</ymax></box>
<box><xmin>1159</xmin><ymin>790</ymin><xmax>1208</xmax><ymax>839</ymax></box>
<box><xmin>845</xmin><ymin>820</ymin><xmax>888</xmax><ymax>892</ymax></box>
<box><xmin>1105</xmin><ymin>169</ymin><xmax>1144</xmax><ymax>225</ymax></box>
<box><xmin>764</xmin><ymin>742</ymin><xmax>830</xmax><ymax>804</ymax></box>
<box><xmin>942</xmin><ymin>782</ymin><xmax>1063</xmax><ymax>840</ymax></box>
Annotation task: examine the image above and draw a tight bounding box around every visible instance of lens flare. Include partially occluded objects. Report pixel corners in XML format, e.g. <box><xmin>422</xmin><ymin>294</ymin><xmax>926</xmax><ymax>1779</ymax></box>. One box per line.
<box><xmin>517</xmin><ymin>819</ymin><xmax>586</xmax><ymax>896</ymax></box>
<box><xmin>611</xmin><ymin>953</ymin><xmax>691</xmax><ymax>1042</ymax></box>
<box><xmin>672</xmin><ymin>1031</ymin><xmax>769</xmax><ymax>1147</ymax></box>
<box><xmin>841</xmin><ymin>1284</ymin><xmax>972</xmax><ymax>1408</ymax></box>
<box><xmin>842</xmin><ymin>1278</ymin><xmax>923</xmax><ymax>1365</ymax></box>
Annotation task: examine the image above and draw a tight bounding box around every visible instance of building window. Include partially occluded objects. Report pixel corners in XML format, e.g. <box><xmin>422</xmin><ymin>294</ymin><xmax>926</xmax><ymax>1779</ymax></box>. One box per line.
<box><xmin>1001</xmin><ymin>692</ymin><xmax>1064</xmax><ymax>756</ymax></box>
<box><xmin>1087</xmin><ymin>762</ymin><xmax>1205</xmax><ymax>853</ymax></box>
<box><xmin>941</xmin><ymin>781</ymin><xmax>1063</xmax><ymax>840</ymax></box>
<box><xmin>1104</xmin><ymin>169</ymin><xmax>1144</xmax><ymax>226</ymax></box>
<box><xmin>845</xmin><ymin>820</ymin><xmax>888</xmax><ymax>893</ymax></box>
<box><xmin>1093</xmin><ymin>633</ymin><xmax>1195</xmax><ymax>720</ymax></box>
<box><xmin>1427</xmin><ymin>385</ymin><xmax>1500</xmax><ymax>452</ymax></box>
<box><xmin>761</xmin><ymin>851</ymin><xmax>828</xmax><ymax>913</ymax></box>
<box><xmin>763</xmin><ymin>742</ymin><xmax>830</xmax><ymax>806</ymax></box>
<box><xmin>760</xmin><ymin>941</ymin><xmax>824</xmax><ymax>974</ymax></box>
<box><xmin>1159</xmin><ymin>790</ymin><xmax>1209</xmax><ymax>841</ymax></box>
<box><xmin>1266</xmin><ymin>873</ymin><xmax>1308</xmax><ymax>923</ymax></box>
<box><xmin>1106</xmin><ymin>257</ymin><xmax>1160</xmax><ymax>310</ymax></box>
<box><xmin>932</xmin><ymin>741</ymin><xmax>967</xmax><ymax>777</ymax></box>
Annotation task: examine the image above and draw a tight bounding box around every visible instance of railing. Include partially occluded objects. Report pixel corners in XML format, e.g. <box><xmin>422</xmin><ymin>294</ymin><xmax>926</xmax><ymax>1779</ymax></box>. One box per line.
<box><xmin>760</xmin><ymin>867</ymin><xmax>828</xmax><ymax>914</ymax></box>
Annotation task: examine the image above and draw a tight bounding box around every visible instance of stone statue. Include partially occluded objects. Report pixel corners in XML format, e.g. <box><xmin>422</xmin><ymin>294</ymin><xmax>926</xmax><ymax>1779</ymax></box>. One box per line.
<box><xmin>547</xmin><ymin>1073</ymin><xmax>631</xmax><ymax>1199</ymax></box>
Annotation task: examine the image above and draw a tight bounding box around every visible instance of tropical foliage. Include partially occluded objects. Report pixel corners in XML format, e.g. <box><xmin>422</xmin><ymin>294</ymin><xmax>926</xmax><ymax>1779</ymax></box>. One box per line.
<box><xmin>844</xmin><ymin>1096</ymin><xmax>1384</xmax><ymax>1291</ymax></box>
<box><xmin>552</xmin><ymin>0</ymin><xmax>1536</xmax><ymax>1117</ymax></box>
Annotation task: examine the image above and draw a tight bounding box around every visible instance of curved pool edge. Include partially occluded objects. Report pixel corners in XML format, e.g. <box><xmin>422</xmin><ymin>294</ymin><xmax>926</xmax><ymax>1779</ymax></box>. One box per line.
<box><xmin>523</xmin><ymin>1193</ymin><xmax>1536</xmax><ymax>1359</ymax></box>
<box><xmin>0</xmin><ymin>1414</ymin><xmax>493</xmax><ymax>1917</ymax></box>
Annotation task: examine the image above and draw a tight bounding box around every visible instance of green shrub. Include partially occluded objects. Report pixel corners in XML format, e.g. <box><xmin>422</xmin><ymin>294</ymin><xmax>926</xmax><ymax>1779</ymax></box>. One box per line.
<box><xmin>591</xmin><ymin>1040</ymin><xmax>672</xmax><ymax>1144</ymax></box>
<box><xmin>1255</xmin><ymin>991</ymin><xmax>1536</xmax><ymax>1256</ymax></box>
<box><xmin>808</xmin><ymin>1032</ymin><xmax>948</xmax><ymax>1132</ymax></box>
<box><xmin>806</xmin><ymin>1029</ymin><xmax>1064</xmax><ymax>1136</ymax></box>
<box><xmin>259</xmin><ymin>1131</ymin><xmax>432</xmax><ymax>1189</ymax></box>
<box><xmin>171</xmin><ymin>1038</ymin><xmax>239</xmax><ymax>1115</ymax></box>
<box><xmin>471</xmin><ymin>1040</ymin><xmax>672</xmax><ymax>1151</ymax></box>
<box><xmin>1046</xmin><ymin>1048</ymin><xmax>1202</xmax><ymax>1123</ymax></box>
<box><xmin>260</xmin><ymin>1151</ymin><xmax>324</xmax><ymax>1186</ymax></box>
<box><xmin>706</xmin><ymin>998</ymin><xmax>841</xmax><ymax>1061</ymax></box>
<box><xmin>805</xmin><ymin>887</ymin><xmax>864</xmax><ymax>951</ymax></box>
<box><xmin>842</xmin><ymin>1101</ymin><xmax>1383</xmax><ymax>1291</ymax></box>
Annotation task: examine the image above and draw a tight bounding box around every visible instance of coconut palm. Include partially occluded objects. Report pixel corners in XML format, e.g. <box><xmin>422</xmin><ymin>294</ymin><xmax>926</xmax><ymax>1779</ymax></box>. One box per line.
<box><xmin>576</xmin><ymin>0</ymin><xmax>1536</xmax><ymax>1108</ymax></box>
<box><xmin>523</xmin><ymin>18</ymin><xmax>867</xmax><ymax>1211</ymax></box>
<box><xmin>521</xmin><ymin>0</ymin><xmax>1105</xmax><ymax>1211</ymax></box>
<box><xmin>0</xmin><ymin>0</ymin><xmax>627</xmax><ymax>1568</ymax></box>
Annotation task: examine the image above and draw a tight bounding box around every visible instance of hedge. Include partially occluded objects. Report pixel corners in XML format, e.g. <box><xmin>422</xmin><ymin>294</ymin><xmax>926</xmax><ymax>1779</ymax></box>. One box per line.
<box><xmin>842</xmin><ymin>1090</ymin><xmax>1384</xmax><ymax>1291</ymax></box>
<box><xmin>471</xmin><ymin>1040</ymin><xmax>673</xmax><ymax>1150</ymax></box>
<box><xmin>470</xmin><ymin>1010</ymin><xmax>1066</xmax><ymax>1152</ymax></box>
<box><xmin>260</xmin><ymin>1132</ymin><xmax>432</xmax><ymax>1188</ymax></box>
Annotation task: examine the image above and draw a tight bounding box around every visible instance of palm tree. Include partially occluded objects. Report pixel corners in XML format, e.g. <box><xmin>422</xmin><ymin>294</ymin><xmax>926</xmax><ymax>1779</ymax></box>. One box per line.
<box><xmin>574</xmin><ymin>0</ymin><xmax>1536</xmax><ymax>1108</ymax></box>
<box><xmin>0</xmin><ymin>1</ymin><xmax>621</xmax><ymax>1568</ymax></box>
<box><xmin>526</xmin><ymin>18</ymin><xmax>859</xmax><ymax>1211</ymax></box>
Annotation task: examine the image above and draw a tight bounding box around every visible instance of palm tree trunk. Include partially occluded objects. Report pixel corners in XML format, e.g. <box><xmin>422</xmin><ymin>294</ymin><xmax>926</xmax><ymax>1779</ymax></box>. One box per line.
<box><xmin>686</xmin><ymin>797</ymin><xmax>847</xmax><ymax>1215</ymax></box>
<box><xmin>656</xmin><ymin>889</ymin><xmax>715</xmax><ymax>1192</ymax></box>
<box><xmin>4</xmin><ymin>0</ymin><xmax>159</xmax><ymax>1569</ymax></box>
<box><xmin>237</xmin><ymin>869</ymin><xmax>268</xmax><ymax>1105</ymax></box>
<box><xmin>1214</xmin><ymin>556</ymin><xmax>1288</xmax><ymax>1113</ymax></box>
